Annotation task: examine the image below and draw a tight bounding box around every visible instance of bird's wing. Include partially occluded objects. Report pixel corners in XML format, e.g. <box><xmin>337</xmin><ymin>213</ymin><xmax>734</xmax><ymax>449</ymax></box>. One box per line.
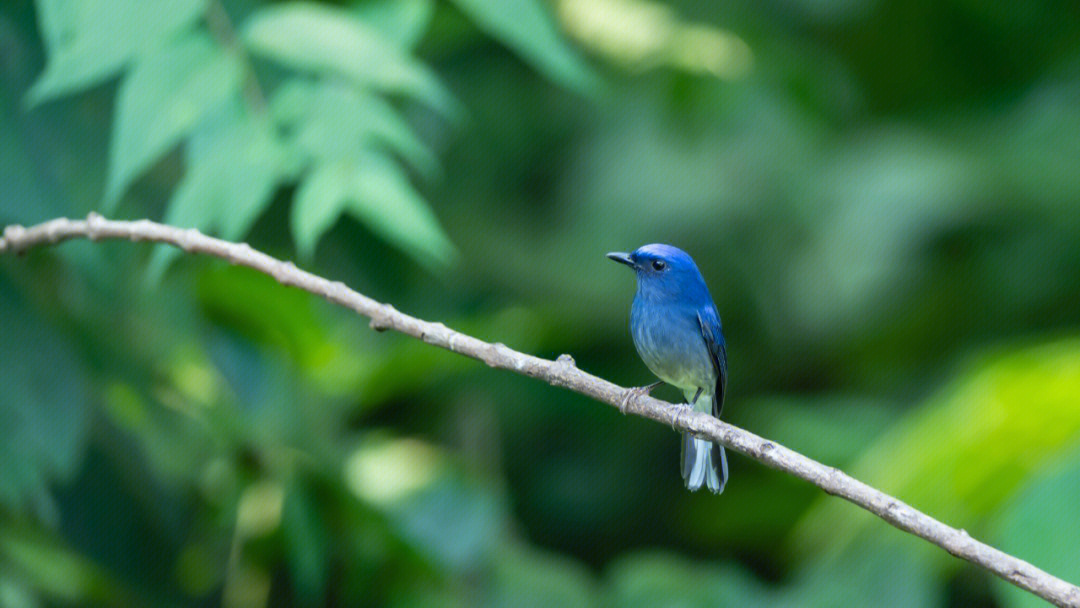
<box><xmin>697</xmin><ymin>308</ymin><xmax>728</xmax><ymax>418</ymax></box>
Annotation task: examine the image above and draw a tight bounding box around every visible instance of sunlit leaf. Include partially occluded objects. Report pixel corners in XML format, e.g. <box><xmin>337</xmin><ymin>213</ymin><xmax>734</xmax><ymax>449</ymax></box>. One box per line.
<box><xmin>242</xmin><ymin>3</ymin><xmax>460</xmax><ymax>119</ymax></box>
<box><xmin>104</xmin><ymin>33</ymin><xmax>244</xmax><ymax>210</ymax></box>
<box><xmin>448</xmin><ymin>0</ymin><xmax>600</xmax><ymax>95</ymax></box>
<box><xmin>290</xmin><ymin>152</ymin><xmax>456</xmax><ymax>268</ymax></box>
<box><xmin>28</xmin><ymin>0</ymin><xmax>206</xmax><ymax>104</ymax></box>
<box><xmin>554</xmin><ymin>0</ymin><xmax>753</xmax><ymax>79</ymax></box>
<box><xmin>195</xmin><ymin>265</ymin><xmax>333</xmax><ymax>369</ymax></box>
<box><xmin>272</xmin><ymin>79</ymin><xmax>439</xmax><ymax>180</ymax></box>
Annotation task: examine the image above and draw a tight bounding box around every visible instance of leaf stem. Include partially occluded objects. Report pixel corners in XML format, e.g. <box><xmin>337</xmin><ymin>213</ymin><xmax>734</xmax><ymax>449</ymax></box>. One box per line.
<box><xmin>205</xmin><ymin>0</ymin><xmax>267</xmax><ymax>113</ymax></box>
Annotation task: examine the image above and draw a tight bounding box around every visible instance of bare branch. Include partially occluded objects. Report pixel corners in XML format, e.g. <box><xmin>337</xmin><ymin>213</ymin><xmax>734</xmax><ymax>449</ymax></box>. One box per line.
<box><xmin>3</xmin><ymin>214</ymin><xmax>1078</xmax><ymax>608</ymax></box>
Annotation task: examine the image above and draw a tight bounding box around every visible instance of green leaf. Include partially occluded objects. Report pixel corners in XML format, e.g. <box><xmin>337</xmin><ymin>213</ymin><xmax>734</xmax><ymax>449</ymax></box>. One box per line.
<box><xmin>344</xmin><ymin>152</ymin><xmax>456</xmax><ymax>268</ymax></box>
<box><xmin>104</xmin><ymin>33</ymin><xmax>244</xmax><ymax>211</ymax></box>
<box><xmin>242</xmin><ymin>3</ymin><xmax>461</xmax><ymax>119</ymax></box>
<box><xmin>147</xmin><ymin>104</ymin><xmax>288</xmax><ymax>281</ymax></box>
<box><xmin>28</xmin><ymin>0</ymin><xmax>206</xmax><ymax>105</ymax></box>
<box><xmin>271</xmin><ymin>79</ymin><xmax>440</xmax><ymax>180</ymax></box>
<box><xmin>185</xmin><ymin>109</ymin><xmax>289</xmax><ymax>241</ymax></box>
<box><xmin>353</xmin><ymin>0</ymin><xmax>434</xmax><ymax>49</ymax></box>
<box><xmin>447</xmin><ymin>0</ymin><xmax>600</xmax><ymax>96</ymax></box>
<box><xmin>291</xmin><ymin>160</ymin><xmax>354</xmax><ymax>260</ymax></box>
<box><xmin>993</xmin><ymin>452</ymin><xmax>1080</xmax><ymax>608</ymax></box>
<box><xmin>291</xmin><ymin>153</ymin><xmax>456</xmax><ymax>268</ymax></box>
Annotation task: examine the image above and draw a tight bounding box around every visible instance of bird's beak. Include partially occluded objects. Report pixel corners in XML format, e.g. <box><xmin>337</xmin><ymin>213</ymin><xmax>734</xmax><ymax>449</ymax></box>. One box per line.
<box><xmin>606</xmin><ymin>252</ymin><xmax>635</xmax><ymax>268</ymax></box>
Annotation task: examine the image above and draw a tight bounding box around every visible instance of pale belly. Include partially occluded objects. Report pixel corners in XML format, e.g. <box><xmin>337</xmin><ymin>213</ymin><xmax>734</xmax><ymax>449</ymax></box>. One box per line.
<box><xmin>630</xmin><ymin>304</ymin><xmax>716</xmax><ymax>394</ymax></box>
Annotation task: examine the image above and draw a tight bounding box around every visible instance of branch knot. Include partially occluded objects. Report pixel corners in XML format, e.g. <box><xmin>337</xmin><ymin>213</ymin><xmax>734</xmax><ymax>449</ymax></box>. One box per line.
<box><xmin>2</xmin><ymin>224</ymin><xmax>27</xmax><ymax>254</ymax></box>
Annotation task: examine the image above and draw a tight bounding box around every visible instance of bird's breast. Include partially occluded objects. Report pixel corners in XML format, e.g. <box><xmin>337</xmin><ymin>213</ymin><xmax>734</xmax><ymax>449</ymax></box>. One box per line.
<box><xmin>630</xmin><ymin>300</ymin><xmax>715</xmax><ymax>392</ymax></box>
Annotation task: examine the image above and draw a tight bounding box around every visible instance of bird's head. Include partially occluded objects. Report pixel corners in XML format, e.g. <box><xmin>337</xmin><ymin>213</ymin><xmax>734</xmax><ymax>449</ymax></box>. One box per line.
<box><xmin>606</xmin><ymin>244</ymin><xmax>710</xmax><ymax>303</ymax></box>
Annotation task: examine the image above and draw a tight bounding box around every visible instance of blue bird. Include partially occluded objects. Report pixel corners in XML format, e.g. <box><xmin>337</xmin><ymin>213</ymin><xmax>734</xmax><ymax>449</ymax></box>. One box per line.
<box><xmin>608</xmin><ymin>244</ymin><xmax>729</xmax><ymax>493</ymax></box>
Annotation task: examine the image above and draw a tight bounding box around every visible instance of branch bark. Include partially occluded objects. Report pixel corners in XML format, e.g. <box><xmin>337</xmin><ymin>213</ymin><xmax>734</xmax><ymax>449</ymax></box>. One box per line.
<box><xmin>3</xmin><ymin>214</ymin><xmax>1078</xmax><ymax>608</ymax></box>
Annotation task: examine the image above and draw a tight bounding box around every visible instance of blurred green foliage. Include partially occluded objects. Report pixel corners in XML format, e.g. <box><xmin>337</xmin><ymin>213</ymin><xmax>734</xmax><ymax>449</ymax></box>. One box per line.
<box><xmin>2</xmin><ymin>0</ymin><xmax>1080</xmax><ymax>606</ymax></box>
<box><xmin>795</xmin><ymin>339</ymin><xmax>1080</xmax><ymax>559</ymax></box>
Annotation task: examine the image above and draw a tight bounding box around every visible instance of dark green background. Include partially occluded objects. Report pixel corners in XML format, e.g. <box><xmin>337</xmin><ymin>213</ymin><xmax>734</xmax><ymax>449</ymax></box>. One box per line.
<box><xmin>3</xmin><ymin>0</ymin><xmax>1080</xmax><ymax>606</ymax></box>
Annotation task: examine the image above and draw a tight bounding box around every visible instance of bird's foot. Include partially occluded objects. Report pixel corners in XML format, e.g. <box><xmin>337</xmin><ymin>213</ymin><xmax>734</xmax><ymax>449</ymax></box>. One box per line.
<box><xmin>619</xmin><ymin>381</ymin><xmax>663</xmax><ymax>415</ymax></box>
<box><xmin>670</xmin><ymin>402</ymin><xmax>692</xmax><ymax>430</ymax></box>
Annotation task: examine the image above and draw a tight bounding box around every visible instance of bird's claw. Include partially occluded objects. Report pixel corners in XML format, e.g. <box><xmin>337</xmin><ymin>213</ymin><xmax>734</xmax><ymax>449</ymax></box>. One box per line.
<box><xmin>669</xmin><ymin>402</ymin><xmax>692</xmax><ymax>430</ymax></box>
<box><xmin>619</xmin><ymin>387</ymin><xmax>643</xmax><ymax>415</ymax></box>
<box><xmin>619</xmin><ymin>382</ymin><xmax>662</xmax><ymax>415</ymax></box>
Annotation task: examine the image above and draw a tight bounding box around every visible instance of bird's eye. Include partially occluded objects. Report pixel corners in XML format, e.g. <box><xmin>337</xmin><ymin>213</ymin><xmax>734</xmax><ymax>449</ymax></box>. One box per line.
<box><xmin>652</xmin><ymin>260</ymin><xmax>666</xmax><ymax>271</ymax></box>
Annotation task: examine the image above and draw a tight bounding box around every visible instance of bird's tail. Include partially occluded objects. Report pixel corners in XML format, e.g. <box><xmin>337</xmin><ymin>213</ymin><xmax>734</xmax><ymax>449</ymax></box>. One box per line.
<box><xmin>681</xmin><ymin>435</ymin><xmax>728</xmax><ymax>494</ymax></box>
